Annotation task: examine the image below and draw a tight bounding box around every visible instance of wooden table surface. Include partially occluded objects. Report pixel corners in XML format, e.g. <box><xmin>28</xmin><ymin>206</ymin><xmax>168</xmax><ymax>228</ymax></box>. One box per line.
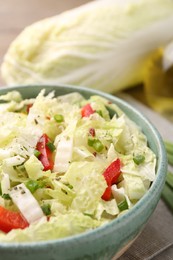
<box><xmin>0</xmin><ymin>0</ymin><xmax>91</xmax><ymax>85</ymax></box>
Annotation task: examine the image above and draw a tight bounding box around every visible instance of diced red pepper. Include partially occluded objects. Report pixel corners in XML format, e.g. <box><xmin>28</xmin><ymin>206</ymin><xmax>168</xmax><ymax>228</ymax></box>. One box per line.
<box><xmin>89</xmin><ymin>128</ymin><xmax>95</xmax><ymax>137</ymax></box>
<box><xmin>81</xmin><ymin>104</ymin><xmax>95</xmax><ymax>117</ymax></box>
<box><xmin>0</xmin><ymin>206</ymin><xmax>29</xmax><ymax>233</ymax></box>
<box><xmin>101</xmin><ymin>186</ymin><xmax>112</xmax><ymax>201</ymax></box>
<box><xmin>102</xmin><ymin>158</ymin><xmax>121</xmax><ymax>201</ymax></box>
<box><xmin>26</xmin><ymin>104</ymin><xmax>33</xmax><ymax>114</ymax></box>
<box><xmin>36</xmin><ymin>134</ymin><xmax>54</xmax><ymax>171</ymax></box>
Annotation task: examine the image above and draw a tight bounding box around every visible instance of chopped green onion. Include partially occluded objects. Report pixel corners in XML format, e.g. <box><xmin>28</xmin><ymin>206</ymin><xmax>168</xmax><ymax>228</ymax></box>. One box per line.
<box><xmin>88</xmin><ymin>137</ymin><xmax>95</xmax><ymax>147</ymax></box>
<box><xmin>54</xmin><ymin>114</ymin><xmax>64</xmax><ymax>123</ymax></box>
<box><xmin>88</xmin><ymin>137</ymin><xmax>104</xmax><ymax>152</ymax></box>
<box><xmin>0</xmin><ymin>184</ymin><xmax>2</xmax><ymax>196</ymax></box>
<box><xmin>46</xmin><ymin>142</ymin><xmax>56</xmax><ymax>152</ymax></box>
<box><xmin>133</xmin><ymin>155</ymin><xmax>145</xmax><ymax>165</ymax></box>
<box><xmin>34</xmin><ymin>149</ymin><xmax>41</xmax><ymax>157</ymax></box>
<box><xmin>118</xmin><ymin>199</ymin><xmax>128</xmax><ymax>211</ymax></box>
<box><xmin>41</xmin><ymin>204</ymin><xmax>51</xmax><ymax>216</ymax></box>
<box><xmin>26</xmin><ymin>180</ymin><xmax>39</xmax><ymax>193</ymax></box>
<box><xmin>65</xmin><ymin>183</ymin><xmax>73</xmax><ymax>189</ymax></box>
<box><xmin>2</xmin><ymin>193</ymin><xmax>11</xmax><ymax>200</ymax></box>
<box><xmin>92</xmin><ymin>139</ymin><xmax>104</xmax><ymax>152</ymax></box>
<box><xmin>96</xmin><ymin>110</ymin><xmax>103</xmax><ymax>117</ymax></box>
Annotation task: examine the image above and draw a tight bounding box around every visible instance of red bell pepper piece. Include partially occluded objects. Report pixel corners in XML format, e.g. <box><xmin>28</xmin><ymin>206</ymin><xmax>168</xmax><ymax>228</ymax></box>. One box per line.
<box><xmin>102</xmin><ymin>158</ymin><xmax>121</xmax><ymax>201</ymax></box>
<box><xmin>102</xmin><ymin>186</ymin><xmax>112</xmax><ymax>201</ymax></box>
<box><xmin>89</xmin><ymin>128</ymin><xmax>96</xmax><ymax>137</ymax></box>
<box><xmin>36</xmin><ymin>134</ymin><xmax>54</xmax><ymax>171</ymax></box>
<box><xmin>0</xmin><ymin>206</ymin><xmax>29</xmax><ymax>233</ymax></box>
<box><xmin>26</xmin><ymin>104</ymin><xmax>33</xmax><ymax>113</ymax></box>
<box><xmin>81</xmin><ymin>104</ymin><xmax>94</xmax><ymax>117</ymax></box>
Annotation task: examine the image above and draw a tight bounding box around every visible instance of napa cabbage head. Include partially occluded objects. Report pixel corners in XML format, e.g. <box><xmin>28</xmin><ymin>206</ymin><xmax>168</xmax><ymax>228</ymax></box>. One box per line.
<box><xmin>2</xmin><ymin>0</ymin><xmax>173</xmax><ymax>92</ymax></box>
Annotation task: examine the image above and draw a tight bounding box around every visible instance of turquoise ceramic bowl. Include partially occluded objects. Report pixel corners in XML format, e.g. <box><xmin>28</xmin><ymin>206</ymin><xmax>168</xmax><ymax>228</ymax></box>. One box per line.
<box><xmin>0</xmin><ymin>84</ymin><xmax>167</xmax><ymax>260</ymax></box>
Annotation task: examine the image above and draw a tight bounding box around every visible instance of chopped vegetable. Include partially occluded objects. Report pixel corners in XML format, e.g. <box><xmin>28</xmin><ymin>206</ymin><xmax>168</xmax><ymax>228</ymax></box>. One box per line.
<box><xmin>36</xmin><ymin>134</ymin><xmax>54</xmax><ymax>171</ymax></box>
<box><xmin>26</xmin><ymin>180</ymin><xmax>39</xmax><ymax>193</ymax></box>
<box><xmin>118</xmin><ymin>199</ymin><xmax>128</xmax><ymax>212</ymax></box>
<box><xmin>133</xmin><ymin>155</ymin><xmax>145</xmax><ymax>165</ymax></box>
<box><xmin>34</xmin><ymin>149</ymin><xmax>41</xmax><ymax>158</ymax></box>
<box><xmin>2</xmin><ymin>194</ymin><xmax>11</xmax><ymax>200</ymax></box>
<box><xmin>1</xmin><ymin>173</ymin><xmax>10</xmax><ymax>194</ymax></box>
<box><xmin>53</xmin><ymin>137</ymin><xmax>73</xmax><ymax>173</ymax></box>
<box><xmin>102</xmin><ymin>159</ymin><xmax>121</xmax><ymax>201</ymax></box>
<box><xmin>89</xmin><ymin>128</ymin><xmax>95</xmax><ymax>137</ymax></box>
<box><xmin>46</xmin><ymin>142</ymin><xmax>56</xmax><ymax>152</ymax></box>
<box><xmin>0</xmin><ymin>206</ymin><xmax>29</xmax><ymax>233</ymax></box>
<box><xmin>54</xmin><ymin>114</ymin><xmax>64</xmax><ymax>123</ymax></box>
<box><xmin>26</xmin><ymin>104</ymin><xmax>33</xmax><ymax>114</ymax></box>
<box><xmin>41</xmin><ymin>204</ymin><xmax>51</xmax><ymax>216</ymax></box>
<box><xmin>81</xmin><ymin>104</ymin><xmax>94</xmax><ymax>118</ymax></box>
<box><xmin>88</xmin><ymin>137</ymin><xmax>104</xmax><ymax>152</ymax></box>
<box><xmin>9</xmin><ymin>183</ymin><xmax>46</xmax><ymax>224</ymax></box>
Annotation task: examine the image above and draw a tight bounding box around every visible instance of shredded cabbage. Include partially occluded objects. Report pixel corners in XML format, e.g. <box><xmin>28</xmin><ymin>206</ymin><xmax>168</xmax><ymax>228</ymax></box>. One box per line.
<box><xmin>0</xmin><ymin>89</ymin><xmax>156</xmax><ymax>242</ymax></box>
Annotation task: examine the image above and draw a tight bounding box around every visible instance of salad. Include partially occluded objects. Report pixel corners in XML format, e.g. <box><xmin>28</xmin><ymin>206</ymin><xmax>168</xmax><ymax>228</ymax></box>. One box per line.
<box><xmin>0</xmin><ymin>90</ymin><xmax>156</xmax><ymax>242</ymax></box>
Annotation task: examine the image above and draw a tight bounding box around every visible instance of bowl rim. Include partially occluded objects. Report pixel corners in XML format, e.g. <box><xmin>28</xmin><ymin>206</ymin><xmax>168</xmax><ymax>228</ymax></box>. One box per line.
<box><xmin>0</xmin><ymin>84</ymin><xmax>167</xmax><ymax>249</ymax></box>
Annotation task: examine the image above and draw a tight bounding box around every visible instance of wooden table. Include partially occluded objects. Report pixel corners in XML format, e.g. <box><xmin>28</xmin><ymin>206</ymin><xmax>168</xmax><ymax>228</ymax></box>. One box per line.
<box><xmin>0</xmin><ymin>0</ymin><xmax>91</xmax><ymax>85</ymax></box>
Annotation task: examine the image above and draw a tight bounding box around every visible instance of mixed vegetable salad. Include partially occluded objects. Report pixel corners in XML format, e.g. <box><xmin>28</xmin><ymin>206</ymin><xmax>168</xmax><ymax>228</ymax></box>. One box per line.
<box><xmin>0</xmin><ymin>90</ymin><xmax>156</xmax><ymax>242</ymax></box>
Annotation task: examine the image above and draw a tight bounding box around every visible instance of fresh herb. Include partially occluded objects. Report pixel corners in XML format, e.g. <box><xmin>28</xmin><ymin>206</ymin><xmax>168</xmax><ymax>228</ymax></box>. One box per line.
<box><xmin>65</xmin><ymin>183</ymin><xmax>73</xmax><ymax>189</ymax></box>
<box><xmin>2</xmin><ymin>193</ymin><xmax>11</xmax><ymax>200</ymax></box>
<box><xmin>54</xmin><ymin>114</ymin><xmax>64</xmax><ymax>123</ymax></box>
<box><xmin>133</xmin><ymin>155</ymin><xmax>145</xmax><ymax>165</ymax></box>
<box><xmin>41</xmin><ymin>204</ymin><xmax>51</xmax><ymax>216</ymax></box>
